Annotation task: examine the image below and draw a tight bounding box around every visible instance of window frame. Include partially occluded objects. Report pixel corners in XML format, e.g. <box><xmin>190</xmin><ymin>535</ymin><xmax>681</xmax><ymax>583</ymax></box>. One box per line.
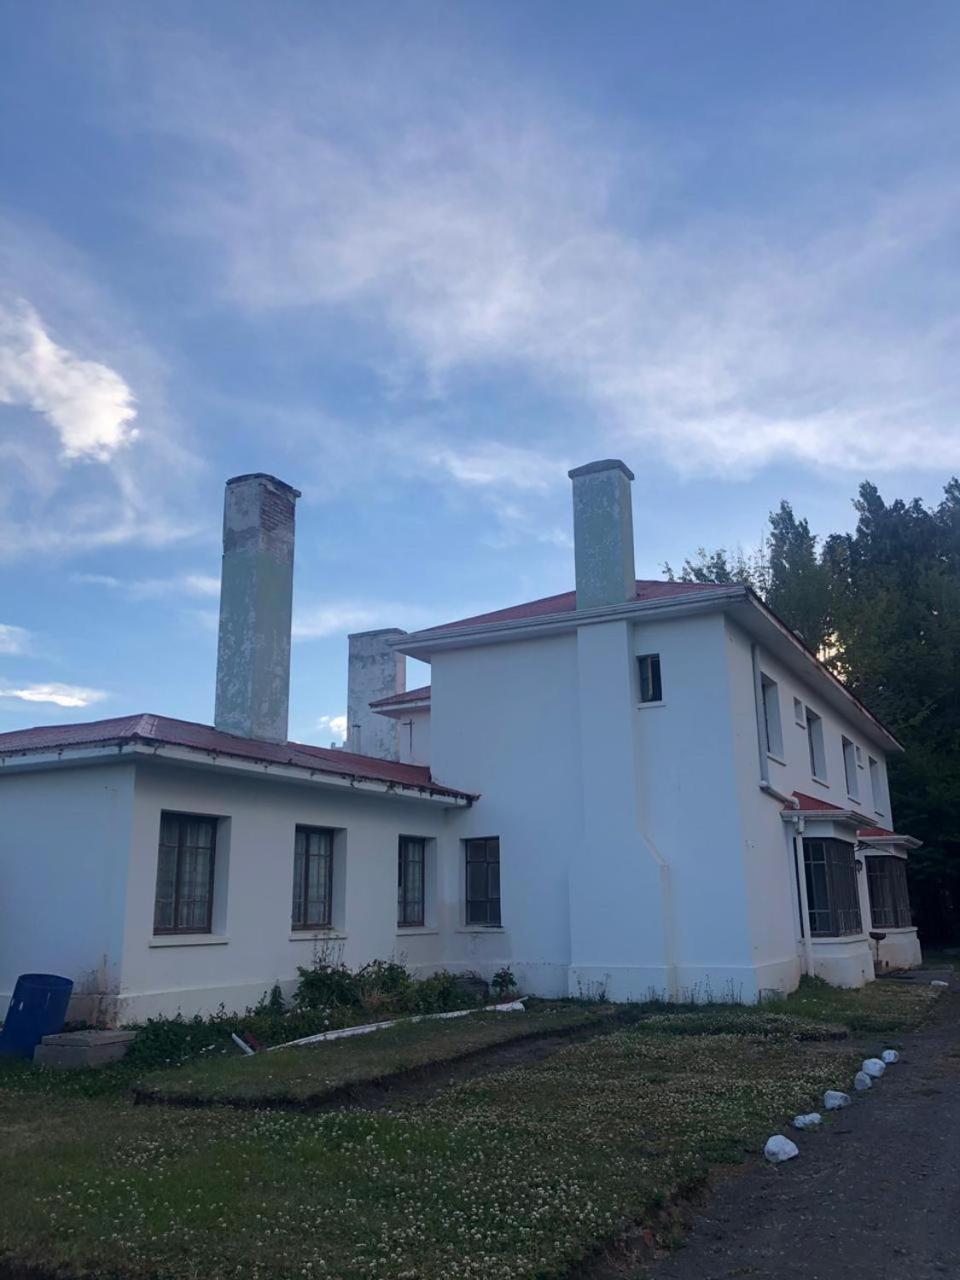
<box><xmin>793</xmin><ymin>696</ymin><xmax>806</xmax><ymax>727</ymax></box>
<box><xmin>291</xmin><ymin>825</ymin><xmax>335</xmax><ymax>931</ymax></box>
<box><xmin>760</xmin><ymin>673</ymin><xmax>784</xmax><ymax>759</ymax></box>
<box><xmin>803</xmin><ymin>837</ymin><xmax>863</xmax><ymax>937</ymax></box>
<box><xmin>464</xmin><ymin>837</ymin><xmax>501</xmax><ymax>927</ymax></box>
<box><xmin>868</xmin><ymin>756</ymin><xmax>885</xmax><ymax>814</ymax></box>
<box><xmin>805</xmin><ymin>707</ymin><xmax>827</xmax><ymax>782</ymax></box>
<box><xmin>637</xmin><ymin>653</ymin><xmax>663</xmax><ymax>705</ymax></box>
<box><xmin>867</xmin><ymin>855</ymin><xmax>912</xmax><ymax>930</ymax></box>
<box><xmin>397</xmin><ymin>835</ymin><xmax>427</xmax><ymax>928</ymax></box>
<box><xmin>153</xmin><ymin>811</ymin><xmax>218</xmax><ymax>936</ymax></box>
<box><xmin>842</xmin><ymin>736</ymin><xmax>859</xmax><ymax>801</ymax></box>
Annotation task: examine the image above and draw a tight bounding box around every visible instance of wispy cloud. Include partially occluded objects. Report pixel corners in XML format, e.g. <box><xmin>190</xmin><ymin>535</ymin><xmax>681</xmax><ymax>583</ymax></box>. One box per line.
<box><xmin>315</xmin><ymin>713</ymin><xmax>347</xmax><ymax>744</ymax></box>
<box><xmin>292</xmin><ymin>601</ymin><xmax>437</xmax><ymax>641</ymax></box>
<box><xmin>0</xmin><ymin>682</ymin><xmax>106</xmax><ymax>709</ymax></box>
<box><xmin>0</xmin><ymin>298</ymin><xmax>138</xmax><ymax>461</ymax></box>
<box><xmin>73</xmin><ymin>571</ymin><xmax>220</xmax><ymax>601</ymax></box>
<box><xmin>138</xmin><ymin>34</ymin><xmax>960</xmax><ymax>479</ymax></box>
<box><xmin>0</xmin><ymin>623</ymin><xmax>31</xmax><ymax>656</ymax></box>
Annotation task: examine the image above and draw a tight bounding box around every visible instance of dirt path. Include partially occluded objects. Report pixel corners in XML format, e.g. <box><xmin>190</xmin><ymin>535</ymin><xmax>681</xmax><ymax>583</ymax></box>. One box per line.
<box><xmin>637</xmin><ymin>978</ymin><xmax>960</xmax><ymax>1280</ymax></box>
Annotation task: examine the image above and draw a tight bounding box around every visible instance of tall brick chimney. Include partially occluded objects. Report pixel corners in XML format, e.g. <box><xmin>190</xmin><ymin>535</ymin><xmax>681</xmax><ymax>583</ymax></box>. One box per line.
<box><xmin>214</xmin><ymin>473</ymin><xmax>300</xmax><ymax>743</ymax></box>
<box><xmin>568</xmin><ymin>459</ymin><xmax>636</xmax><ymax>610</ymax></box>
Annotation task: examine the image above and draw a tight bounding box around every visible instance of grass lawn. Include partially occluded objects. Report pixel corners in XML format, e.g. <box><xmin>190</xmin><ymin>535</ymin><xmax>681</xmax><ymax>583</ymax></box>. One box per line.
<box><xmin>0</xmin><ymin>978</ymin><xmax>941</xmax><ymax>1280</ymax></box>
<box><xmin>135</xmin><ymin>1004</ymin><xmax>614</xmax><ymax>1105</ymax></box>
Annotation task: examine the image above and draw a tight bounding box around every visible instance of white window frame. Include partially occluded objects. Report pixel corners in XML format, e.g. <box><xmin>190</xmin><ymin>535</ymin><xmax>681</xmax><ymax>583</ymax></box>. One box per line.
<box><xmin>842</xmin><ymin>736</ymin><xmax>859</xmax><ymax>802</ymax></box>
<box><xmin>868</xmin><ymin>756</ymin><xmax>885</xmax><ymax>815</ymax></box>
<box><xmin>806</xmin><ymin>707</ymin><xmax>827</xmax><ymax>783</ymax></box>
<box><xmin>760</xmin><ymin>674</ymin><xmax>784</xmax><ymax>760</ymax></box>
<box><xmin>793</xmin><ymin>697</ymin><xmax>806</xmax><ymax>727</ymax></box>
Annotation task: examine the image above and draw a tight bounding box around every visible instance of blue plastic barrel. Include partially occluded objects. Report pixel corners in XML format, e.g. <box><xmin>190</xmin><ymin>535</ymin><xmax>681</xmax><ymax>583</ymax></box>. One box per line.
<box><xmin>0</xmin><ymin>973</ymin><xmax>74</xmax><ymax>1059</ymax></box>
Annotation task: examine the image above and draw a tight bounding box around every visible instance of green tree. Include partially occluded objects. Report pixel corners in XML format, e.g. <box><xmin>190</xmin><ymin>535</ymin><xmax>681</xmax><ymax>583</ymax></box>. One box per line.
<box><xmin>766</xmin><ymin>501</ymin><xmax>832</xmax><ymax>657</ymax></box>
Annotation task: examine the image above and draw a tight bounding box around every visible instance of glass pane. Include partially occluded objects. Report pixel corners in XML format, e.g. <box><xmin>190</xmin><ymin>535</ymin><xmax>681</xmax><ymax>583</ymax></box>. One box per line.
<box><xmin>292</xmin><ymin>845</ymin><xmax>305</xmax><ymax>926</ymax></box>
<box><xmin>154</xmin><ymin>839</ymin><xmax>177</xmax><ymax>931</ymax></box>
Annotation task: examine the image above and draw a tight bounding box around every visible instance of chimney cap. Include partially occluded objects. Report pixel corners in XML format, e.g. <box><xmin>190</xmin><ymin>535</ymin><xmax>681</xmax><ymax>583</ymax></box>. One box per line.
<box><xmin>226</xmin><ymin>473</ymin><xmax>302</xmax><ymax>498</ymax></box>
<box><xmin>567</xmin><ymin>458</ymin><xmax>634</xmax><ymax>482</ymax></box>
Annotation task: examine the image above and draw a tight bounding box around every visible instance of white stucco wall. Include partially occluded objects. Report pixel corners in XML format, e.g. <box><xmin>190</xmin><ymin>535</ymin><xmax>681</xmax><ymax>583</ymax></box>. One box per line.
<box><xmin>396</xmin><ymin>708</ymin><xmax>431</xmax><ymax>766</ymax></box>
<box><xmin>119</xmin><ymin>760</ymin><xmax>459</xmax><ymax>1021</ymax></box>
<box><xmin>0</xmin><ymin>761</ymin><xmax>135</xmax><ymax>1022</ymax></box>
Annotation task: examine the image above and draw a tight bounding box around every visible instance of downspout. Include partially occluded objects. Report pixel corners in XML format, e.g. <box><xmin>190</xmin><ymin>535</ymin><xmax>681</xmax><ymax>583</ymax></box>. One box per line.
<box><xmin>638</xmin><ymin>829</ymin><xmax>678</xmax><ymax>1002</ymax></box>
<box><xmin>791</xmin><ymin>814</ymin><xmax>815</xmax><ymax>977</ymax></box>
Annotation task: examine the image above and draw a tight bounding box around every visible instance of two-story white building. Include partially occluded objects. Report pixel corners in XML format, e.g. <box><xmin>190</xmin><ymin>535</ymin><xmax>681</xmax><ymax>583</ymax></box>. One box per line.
<box><xmin>0</xmin><ymin>463</ymin><xmax>921</xmax><ymax>1024</ymax></box>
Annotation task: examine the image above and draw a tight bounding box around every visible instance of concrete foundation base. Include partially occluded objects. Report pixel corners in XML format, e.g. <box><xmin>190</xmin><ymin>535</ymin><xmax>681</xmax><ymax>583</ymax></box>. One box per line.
<box><xmin>33</xmin><ymin>1029</ymin><xmax>136</xmax><ymax>1070</ymax></box>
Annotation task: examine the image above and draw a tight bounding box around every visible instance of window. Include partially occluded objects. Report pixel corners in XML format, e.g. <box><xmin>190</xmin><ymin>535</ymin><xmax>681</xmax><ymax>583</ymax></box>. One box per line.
<box><xmin>760</xmin><ymin>674</ymin><xmax>784</xmax><ymax>758</ymax></box>
<box><xmin>805</xmin><ymin>707</ymin><xmax>827</xmax><ymax>781</ymax></box>
<box><xmin>637</xmin><ymin>654</ymin><xmax>662</xmax><ymax>704</ymax></box>
<box><xmin>803</xmin><ymin>838</ymin><xmax>862</xmax><ymax>936</ymax></box>
<box><xmin>793</xmin><ymin>697</ymin><xmax>806</xmax><ymax>727</ymax></box>
<box><xmin>154</xmin><ymin>812</ymin><xmax>217</xmax><ymax>934</ymax></box>
<box><xmin>867</xmin><ymin>856</ymin><xmax>911</xmax><ymax>929</ymax></box>
<box><xmin>869</xmin><ymin>756</ymin><xmax>884</xmax><ymax>813</ymax></box>
<box><xmin>398</xmin><ymin>836</ymin><xmax>426</xmax><ymax>928</ymax></box>
<box><xmin>465</xmin><ymin>837</ymin><xmax>501</xmax><ymax>926</ymax></box>
<box><xmin>292</xmin><ymin>826</ymin><xmax>334</xmax><ymax>930</ymax></box>
<box><xmin>842</xmin><ymin>736</ymin><xmax>859</xmax><ymax>801</ymax></box>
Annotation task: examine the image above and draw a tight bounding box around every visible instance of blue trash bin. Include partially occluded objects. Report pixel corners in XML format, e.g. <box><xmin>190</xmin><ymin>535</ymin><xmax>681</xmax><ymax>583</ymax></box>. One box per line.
<box><xmin>0</xmin><ymin>973</ymin><xmax>74</xmax><ymax>1059</ymax></box>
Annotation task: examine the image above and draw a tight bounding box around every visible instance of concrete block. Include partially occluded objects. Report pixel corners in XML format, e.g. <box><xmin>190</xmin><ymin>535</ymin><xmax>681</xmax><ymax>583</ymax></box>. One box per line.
<box><xmin>33</xmin><ymin>1028</ymin><xmax>136</xmax><ymax>1070</ymax></box>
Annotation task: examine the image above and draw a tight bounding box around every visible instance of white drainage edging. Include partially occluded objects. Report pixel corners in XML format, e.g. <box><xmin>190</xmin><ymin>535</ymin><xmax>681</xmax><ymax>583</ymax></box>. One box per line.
<box><xmin>266</xmin><ymin>999</ymin><xmax>526</xmax><ymax>1053</ymax></box>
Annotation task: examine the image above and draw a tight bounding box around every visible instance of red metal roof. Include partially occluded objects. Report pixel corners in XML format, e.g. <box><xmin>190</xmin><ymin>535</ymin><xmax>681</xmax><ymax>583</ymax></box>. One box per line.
<box><xmin>786</xmin><ymin>793</ymin><xmax>904</xmax><ymax>840</ymax></box>
<box><xmin>0</xmin><ymin>713</ymin><xmax>474</xmax><ymax>801</ymax></box>
<box><xmin>369</xmin><ymin>684</ymin><xmax>432</xmax><ymax>709</ymax></box>
<box><xmin>857</xmin><ymin>825</ymin><xmax>896</xmax><ymax>838</ymax></box>
<box><xmin>430</xmin><ymin>579</ymin><xmax>731</xmax><ymax>633</ymax></box>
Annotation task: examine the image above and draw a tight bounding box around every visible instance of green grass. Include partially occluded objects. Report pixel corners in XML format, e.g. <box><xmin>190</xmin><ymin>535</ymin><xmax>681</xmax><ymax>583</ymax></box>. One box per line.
<box><xmin>135</xmin><ymin>1004</ymin><xmax>613</xmax><ymax>1104</ymax></box>
<box><xmin>0</xmin><ymin>1027</ymin><xmax>851</xmax><ymax>1280</ymax></box>
<box><xmin>773</xmin><ymin>974</ymin><xmax>939</xmax><ymax>1034</ymax></box>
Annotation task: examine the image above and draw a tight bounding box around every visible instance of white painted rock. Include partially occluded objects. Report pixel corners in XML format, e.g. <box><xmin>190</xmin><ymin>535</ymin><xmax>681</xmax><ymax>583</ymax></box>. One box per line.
<box><xmin>931</xmin><ymin>980</ymin><xmax>948</xmax><ymax>988</ymax></box>
<box><xmin>854</xmin><ymin>1071</ymin><xmax>872</xmax><ymax>1091</ymax></box>
<box><xmin>793</xmin><ymin>1112</ymin><xmax>822</xmax><ymax>1130</ymax></box>
<box><xmin>764</xmin><ymin>1135</ymin><xmax>799</xmax><ymax>1163</ymax></box>
<box><xmin>881</xmin><ymin>1049</ymin><xmax>900</xmax><ymax>1065</ymax></box>
<box><xmin>824</xmin><ymin>1090</ymin><xmax>851</xmax><ymax>1110</ymax></box>
<box><xmin>862</xmin><ymin>1057</ymin><xmax>886</xmax><ymax>1078</ymax></box>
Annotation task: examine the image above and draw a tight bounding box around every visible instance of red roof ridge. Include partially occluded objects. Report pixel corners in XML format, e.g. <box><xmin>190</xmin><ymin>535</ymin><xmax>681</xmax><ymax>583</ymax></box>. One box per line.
<box><xmin>0</xmin><ymin>713</ymin><xmax>474</xmax><ymax>801</ymax></box>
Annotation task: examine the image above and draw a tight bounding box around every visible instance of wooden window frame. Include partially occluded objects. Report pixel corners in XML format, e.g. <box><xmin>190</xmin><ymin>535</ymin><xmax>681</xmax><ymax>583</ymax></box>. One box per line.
<box><xmin>465</xmin><ymin>837</ymin><xmax>501</xmax><ymax>926</ymax></box>
<box><xmin>292</xmin><ymin>826</ymin><xmax>335</xmax><ymax>931</ymax></box>
<box><xmin>398</xmin><ymin>836</ymin><xmax>427</xmax><ymax>928</ymax></box>
<box><xmin>637</xmin><ymin>653</ymin><xmax>662</xmax><ymax>704</ymax></box>
<box><xmin>153</xmin><ymin>811</ymin><xmax>218</xmax><ymax>935</ymax></box>
<box><xmin>803</xmin><ymin>837</ymin><xmax>862</xmax><ymax>937</ymax></box>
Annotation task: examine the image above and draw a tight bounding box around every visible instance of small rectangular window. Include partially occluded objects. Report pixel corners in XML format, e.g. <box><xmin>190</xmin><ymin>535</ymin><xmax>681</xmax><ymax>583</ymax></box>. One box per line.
<box><xmin>793</xmin><ymin>697</ymin><xmax>806</xmax><ymax>727</ymax></box>
<box><xmin>842</xmin><ymin>736</ymin><xmax>859</xmax><ymax>801</ymax></box>
<box><xmin>806</xmin><ymin>708</ymin><xmax>827</xmax><ymax>781</ymax></box>
<box><xmin>867</xmin><ymin>856</ymin><xmax>911</xmax><ymax>929</ymax></box>
<box><xmin>869</xmin><ymin>756</ymin><xmax>884</xmax><ymax>814</ymax></box>
<box><xmin>761</xmin><ymin>674</ymin><xmax>784</xmax><ymax>758</ymax></box>
<box><xmin>154</xmin><ymin>812</ymin><xmax>218</xmax><ymax>934</ymax></box>
<box><xmin>465</xmin><ymin>837</ymin><xmax>501</xmax><ymax>926</ymax></box>
<box><xmin>398</xmin><ymin>836</ymin><xmax>426</xmax><ymax>928</ymax></box>
<box><xmin>292</xmin><ymin>826</ymin><xmax>334</xmax><ymax>930</ymax></box>
<box><xmin>637</xmin><ymin>654</ymin><xmax>662</xmax><ymax>704</ymax></box>
<box><xmin>803</xmin><ymin>837</ymin><xmax>862</xmax><ymax>936</ymax></box>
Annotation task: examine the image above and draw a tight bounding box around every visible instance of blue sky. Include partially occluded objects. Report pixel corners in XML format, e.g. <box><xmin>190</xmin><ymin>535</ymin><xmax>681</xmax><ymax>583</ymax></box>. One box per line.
<box><xmin>2</xmin><ymin>1</ymin><xmax>959</xmax><ymax>743</ymax></box>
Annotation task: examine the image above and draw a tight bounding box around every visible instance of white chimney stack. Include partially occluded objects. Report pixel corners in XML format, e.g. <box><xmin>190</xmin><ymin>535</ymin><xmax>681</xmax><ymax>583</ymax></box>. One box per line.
<box><xmin>568</xmin><ymin>459</ymin><xmax>636</xmax><ymax>610</ymax></box>
<box><xmin>214</xmin><ymin>473</ymin><xmax>300</xmax><ymax>744</ymax></box>
<box><xmin>346</xmin><ymin>629</ymin><xmax>406</xmax><ymax>760</ymax></box>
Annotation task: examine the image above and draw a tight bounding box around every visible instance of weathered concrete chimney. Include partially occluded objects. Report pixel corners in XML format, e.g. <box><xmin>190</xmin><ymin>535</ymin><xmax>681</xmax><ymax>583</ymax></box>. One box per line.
<box><xmin>568</xmin><ymin>459</ymin><xmax>636</xmax><ymax>610</ymax></box>
<box><xmin>346</xmin><ymin>629</ymin><xmax>406</xmax><ymax>760</ymax></box>
<box><xmin>214</xmin><ymin>473</ymin><xmax>300</xmax><ymax>744</ymax></box>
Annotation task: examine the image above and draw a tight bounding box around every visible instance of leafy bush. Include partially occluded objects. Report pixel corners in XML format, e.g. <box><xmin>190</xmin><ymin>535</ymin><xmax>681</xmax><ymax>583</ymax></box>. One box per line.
<box><xmin>294</xmin><ymin>958</ymin><xmax>481</xmax><ymax>1018</ymax></box>
<box><xmin>491</xmin><ymin>966</ymin><xmax>518</xmax><ymax>999</ymax></box>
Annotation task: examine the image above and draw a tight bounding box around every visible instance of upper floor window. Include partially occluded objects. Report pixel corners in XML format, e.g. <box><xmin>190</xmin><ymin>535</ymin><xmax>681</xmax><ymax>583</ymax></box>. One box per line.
<box><xmin>760</xmin><ymin>674</ymin><xmax>784</xmax><ymax>758</ymax></box>
<box><xmin>842</xmin><ymin>736</ymin><xmax>859</xmax><ymax>801</ymax></box>
<box><xmin>793</xmin><ymin>697</ymin><xmax>806</xmax><ymax>727</ymax></box>
<box><xmin>292</xmin><ymin>826</ymin><xmax>334</xmax><ymax>930</ymax></box>
<box><xmin>867</xmin><ymin>856</ymin><xmax>911</xmax><ymax>929</ymax></box>
<box><xmin>868</xmin><ymin>756</ymin><xmax>884</xmax><ymax>814</ymax></box>
<box><xmin>154</xmin><ymin>812</ymin><xmax>218</xmax><ymax>934</ymax></box>
<box><xmin>803</xmin><ymin>837</ymin><xmax>862</xmax><ymax>937</ymax></box>
<box><xmin>805</xmin><ymin>707</ymin><xmax>827</xmax><ymax>781</ymax></box>
<box><xmin>465</xmin><ymin>837</ymin><xmax>501</xmax><ymax>926</ymax></box>
<box><xmin>637</xmin><ymin>654</ymin><xmax>662</xmax><ymax>704</ymax></box>
<box><xmin>398</xmin><ymin>836</ymin><xmax>426</xmax><ymax>928</ymax></box>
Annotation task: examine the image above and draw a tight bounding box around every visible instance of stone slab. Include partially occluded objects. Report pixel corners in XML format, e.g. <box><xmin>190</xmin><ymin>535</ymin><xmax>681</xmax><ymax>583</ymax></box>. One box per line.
<box><xmin>33</xmin><ymin>1029</ymin><xmax>135</xmax><ymax>1070</ymax></box>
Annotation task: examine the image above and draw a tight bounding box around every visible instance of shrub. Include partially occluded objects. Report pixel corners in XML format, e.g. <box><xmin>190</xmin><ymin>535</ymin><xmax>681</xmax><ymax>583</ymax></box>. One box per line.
<box><xmin>491</xmin><ymin>966</ymin><xmax>518</xmax><ymax>999</ymax></box>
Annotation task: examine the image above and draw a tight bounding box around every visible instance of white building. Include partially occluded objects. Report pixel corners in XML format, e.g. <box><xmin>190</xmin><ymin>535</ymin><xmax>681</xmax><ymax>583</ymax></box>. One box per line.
<box><xmin>0</xmin><ymin>464</ymin><xmax>921</xmax><ymax>1024</ymax></box>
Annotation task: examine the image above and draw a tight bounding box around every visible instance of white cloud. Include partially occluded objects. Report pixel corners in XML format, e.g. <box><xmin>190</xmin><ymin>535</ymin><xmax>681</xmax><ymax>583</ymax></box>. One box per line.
<box><xmin>0</xmin><ymin>298</ymin><xmax>138</xmax><ymax>461</ymax></box>
<box><xmin>143</xmin><ymin>40</ymin><xmax>960</xmax><ymax>479</ymax></box>
<box><xmin>72</xmin><ymin>571</ymin><xmax>220</xmax><ymax>601</ymax></box>
<box><xmin>0</xmin><ymin>623</ymin><xmax>31</xmax><ymax>656</ymax></box>
<box><xmin>315</xmin><ymin>713</ymin><xmax>347</xmax><ymax>744</ymax></box>
<box><xmin>292</xmin><ymin>601</ymin><xmax>436</xmax><ymax>641</ymax></box>
<box><xmin>0</xmin><ymin>682</ymin><xmax>106</xmax><ymax>709</ymax></box>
